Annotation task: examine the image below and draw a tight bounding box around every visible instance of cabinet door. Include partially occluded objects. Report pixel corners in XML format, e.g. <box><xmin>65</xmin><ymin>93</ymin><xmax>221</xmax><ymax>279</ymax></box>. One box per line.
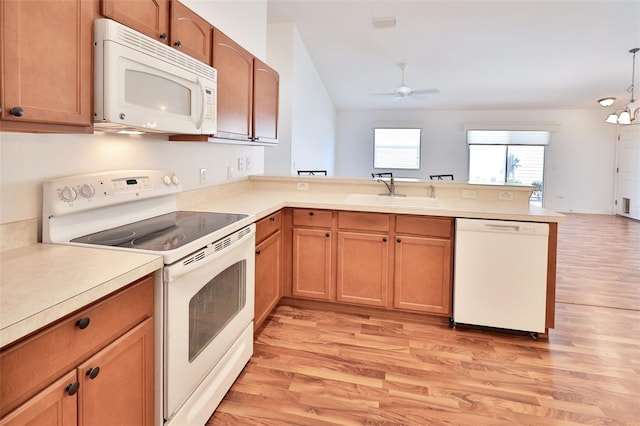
<box><xmin>170</xmin><ymin>0</ymin><xmax>211</xmax><ymax>64</ymax></box>
<box><xmin>253</xmin><ymin>58</ymin><xmax>279</xmax><ymax>143</ymax></box>
<box><xmin>0</xmin><ymin>0</ymin><xmax>93</xmax><ymax>131</ymax></box>
<box><xmin>255</xmin><ymin>231</ymin><xmax>282</xmax><ymax>330</ymax></box>
<box><xmin>337</xmin><ymin>232</ymin><xmax>390</xmax><ymax>307</ymax></box>
<box><xmin>77</xmin><ymin>318</ymin><xmax>154</xmax><ymax>426</ymax></box>
<box><xmin>394</xmin><ymin>236</ymin><xmax>452</xmax><ymax>315</ymax></box>
<box><xmin>0</xmin><ymin>371</ymin><xmax>77</xmax><ymax>426</ymax></box>
<box><xmin>292</xmin><ymin>228</ymin><xmax>332</xmax><ymax>300</ymax></box>
<box><xmin>101</xmin><ymin>0</ymin><xmax>169</xmax><ymax>43</ymax></box>
<box><xmin>212</xmin><ymin>28</ymin><xmax>253</xmax><ymax>140</ymax></box>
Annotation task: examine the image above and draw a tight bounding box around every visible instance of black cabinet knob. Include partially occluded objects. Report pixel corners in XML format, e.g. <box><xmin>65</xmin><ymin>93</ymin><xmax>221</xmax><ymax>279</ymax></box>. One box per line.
<box><xmin>86</xmin><ymin>367</ymin><xmax>100</xmax><ymax>380</ymax></box>
<box><xmin>269</xmin><ymin>216</ymin><xmax>275</xmax><ymax>222</ymax></box>
<box><xmin>325</xmin><ymin>233</ymin><xmax>330</xmax><ymax>238</ymax></box>
<box><xmin>75</xmin><ymin>317</ymin><xmax>90</xmax><ymax>329</ymax></box>
<box><xmin>66</xmin><ymin>382</ymin><xmax>80</xmax><ymax>396</ymax></box>
<box><xmin>255</xmin><ymin>249</ymin><xmax>261</xmax><ymax>255</ymax></box>
<box><xmin>174</xmin><ymin>40</ymin><xmax>182</xmax><ymax>48</ymax></box>
<box><xmin>159</xmin><ymin>33</ymin><xmax>168</xmax><ymax>40</ymax></box>
<box><xmin>382</xmin><ymin>237</ymin><xmax>387</xmax><ymax>242</ymax></box>
<box><xmin>9</xmin><ymin>107</ymin><xmax>24</xmax><ymax>117</ymax></box>
<box><xmin>397</xmin><ymin>238</ymin><xmax>402</xmax><ymax>243</ymax></box>
<box><xmin>309</xmin><ymin>212</ymin><xmax>314</xmax><ymax>216</ymax></box>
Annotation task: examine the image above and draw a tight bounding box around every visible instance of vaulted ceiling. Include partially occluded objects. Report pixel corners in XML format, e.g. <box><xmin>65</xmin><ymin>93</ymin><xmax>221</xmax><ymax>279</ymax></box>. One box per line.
<box><xmin>267</xmin><ymin>0</ymin><xmax>640</xmax><ymax>111</ymax></box>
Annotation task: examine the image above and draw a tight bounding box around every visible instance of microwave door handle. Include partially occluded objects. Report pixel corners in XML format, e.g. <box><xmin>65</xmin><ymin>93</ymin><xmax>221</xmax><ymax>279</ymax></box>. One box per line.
<box><xmin>196</xmin><ymin>76</ymin><xmax>206</xmax><ymax>130</ymax></box>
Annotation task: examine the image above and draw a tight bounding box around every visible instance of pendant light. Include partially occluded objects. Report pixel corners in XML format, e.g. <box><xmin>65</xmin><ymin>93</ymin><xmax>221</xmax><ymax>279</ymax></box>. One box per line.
<box><xmin>605</xmin><ymin>48</ymin><xmax>639</xmax><ymax>125</ymax></box>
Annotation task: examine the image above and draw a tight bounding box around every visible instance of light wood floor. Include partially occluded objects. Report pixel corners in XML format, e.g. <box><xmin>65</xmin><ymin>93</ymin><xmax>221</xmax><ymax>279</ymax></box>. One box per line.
<box><xmin>208</xmin><ymin>214</ymin><xmax>640</xmax><ymax>425</ymax></box>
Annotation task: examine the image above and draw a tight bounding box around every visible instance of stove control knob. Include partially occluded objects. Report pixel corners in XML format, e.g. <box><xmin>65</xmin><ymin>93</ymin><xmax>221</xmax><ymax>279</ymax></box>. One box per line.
<box><xmin>162</xmin><ymin>175</ymin><xmax>172</xmax><ymax>186</ymax></box>
<box><xmin>171</xmin><ymin>175</ymin><xmax>180</xmax><ymax>186</ymax></box>
<box><xmin>59</xmin><ymin>186</ymin><xmax>77</xmax><ymax>202</ymax></box>
<box><xmin>79</xmin><ymin>184</ymin><xmax>95</xmax><ymax>198</ymax></box>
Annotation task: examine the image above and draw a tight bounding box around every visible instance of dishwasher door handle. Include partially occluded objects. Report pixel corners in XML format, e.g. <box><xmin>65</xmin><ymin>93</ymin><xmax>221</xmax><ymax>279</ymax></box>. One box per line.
<box><xmin>483</xmin><ymin>224</ymin><xmax>520</xmax><ymax>232</ymax></box>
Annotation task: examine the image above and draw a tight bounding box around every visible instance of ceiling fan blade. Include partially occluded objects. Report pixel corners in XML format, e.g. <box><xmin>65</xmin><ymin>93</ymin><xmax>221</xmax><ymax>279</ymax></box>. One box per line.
<box><xmin>369</xmin><ymin>92</ymin><xmax>398</xmax><ymax>96</ymax></box>
<box><xmin>411</xmin><ymin>89</ymin><xmax>439</xmax><ymax>95</ymax></box>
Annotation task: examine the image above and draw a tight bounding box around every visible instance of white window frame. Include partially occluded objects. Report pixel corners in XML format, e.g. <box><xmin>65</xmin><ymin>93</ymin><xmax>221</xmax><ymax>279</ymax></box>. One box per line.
<box><xmin>373</xmin><ymin>128</ymin><xmax>421</xmax><ymax>170</ymax></box>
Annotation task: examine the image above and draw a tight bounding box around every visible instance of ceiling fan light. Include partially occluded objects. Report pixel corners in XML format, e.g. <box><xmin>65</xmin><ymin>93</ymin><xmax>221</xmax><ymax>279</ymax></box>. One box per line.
<box><xmin>598</xmin><ymin>97</ymin><xmax>616</xmax><ymax>107</ymax></box>
<box><xmin>617</xmin><ymin>110</ymin><xmax>631</xmax><ymax>124</ymax></box>
<box><xmin>605</xmin><ymin>112</ymin><xmax>619</xmax><ymax>124</ymax></box>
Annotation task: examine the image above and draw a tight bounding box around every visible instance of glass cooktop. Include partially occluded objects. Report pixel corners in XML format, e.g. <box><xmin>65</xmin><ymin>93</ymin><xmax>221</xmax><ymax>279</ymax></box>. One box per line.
<box><xmin>71</xmin><ymin>211</ymin><xmax>248</xmax><ymax>251</ymax></box>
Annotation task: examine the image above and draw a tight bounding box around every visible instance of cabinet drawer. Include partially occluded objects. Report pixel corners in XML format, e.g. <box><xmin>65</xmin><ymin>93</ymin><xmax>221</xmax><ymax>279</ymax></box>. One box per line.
<box><xmin>293</xmin><ymin>209</ymin><xmax>332</xmax><ymax>228</ymax></box>
<box><xmin>338</xmin><ymin>211</ymin><xmax>389</xmax><ymax>232</ymax></box>
<box><xmin>0</xmin><ymin>275</ymin><xmax>154</xmax><ymax>417</ymax></box>
<box><xmin>256</xmin><ymin>211</ymin><xmax>282</xmax><ymax>243</ymax></box>
<box><xmin>395</xmin><ymin>215</ymin><xmax>452</xmax><ymax>239</ymax></box>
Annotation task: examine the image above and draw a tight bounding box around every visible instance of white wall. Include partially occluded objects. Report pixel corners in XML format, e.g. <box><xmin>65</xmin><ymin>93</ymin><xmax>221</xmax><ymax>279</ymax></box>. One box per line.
<box><xmin>0</xmin><ymin>0</ymin><xmax>268</xmax><ymax>226</ymax></box>
<box><xmin>265</xmin><ymin>23</ymin><xmax>336</xmax><ymax>175</ymax></box>
<box><xmin>335</xmin><ymin>109</ymin><xmax>618</xmax><ymax>214</ymax></box>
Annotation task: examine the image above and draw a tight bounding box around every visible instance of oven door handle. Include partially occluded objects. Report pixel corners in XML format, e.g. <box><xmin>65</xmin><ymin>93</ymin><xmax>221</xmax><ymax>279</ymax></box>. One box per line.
<box><xmin>164</xmin><ymin>225</ymin><xmax>255</xmax><ymax>282</ymax></box>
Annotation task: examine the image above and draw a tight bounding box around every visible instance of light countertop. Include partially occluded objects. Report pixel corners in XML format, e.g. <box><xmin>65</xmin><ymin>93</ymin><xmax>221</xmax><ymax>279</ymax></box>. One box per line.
<box><xmin>0</xmin><ymin>244</ymin><xmax>162</xmax><ymax>347</ymax></box>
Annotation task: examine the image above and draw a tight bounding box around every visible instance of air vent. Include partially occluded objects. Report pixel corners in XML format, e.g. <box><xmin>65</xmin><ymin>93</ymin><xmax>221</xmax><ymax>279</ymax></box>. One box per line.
<box><xmin>182</xmin><ymin>250</ymin><xmax>206</xmax><ymax>266</ymax></box>
<box><xmin>238</xmin><ymin>227</ymin><xmax>251</xmax><ymax>239</ymax></box>
<box><xmin>115</xmin><ymin>25</ymin><xmax>216</xmax><ymax>81</ymax></box>
<box><xmin>214</xmin><ymin>237</ymin><xmax>232</xmax><ymax>253</ymax></box>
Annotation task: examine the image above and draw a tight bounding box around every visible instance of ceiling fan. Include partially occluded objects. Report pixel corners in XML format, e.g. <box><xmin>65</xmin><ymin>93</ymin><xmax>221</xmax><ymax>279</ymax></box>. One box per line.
<box><xmin>373</xmin><ymin>63</ymin><xmax>438</xmax><ymax>99</ymax></box>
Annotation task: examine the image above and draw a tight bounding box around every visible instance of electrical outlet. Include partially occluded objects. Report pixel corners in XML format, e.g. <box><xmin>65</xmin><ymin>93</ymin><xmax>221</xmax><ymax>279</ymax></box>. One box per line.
<box><xmin>237</xmin><ymin>157</ymin><xmax>245</xmax><ymax>171</ymax></box>
<box><xmin>199</xmin><ymin>168</ymin><xmax>207</xmax><ymax>185</ymax></box>
<box><xmin>245</xmin><ymin>156</ymin><xmax>252</xmax><ymax>171</ymax></box>
<box><xmin>498</xmin><ymin>191</ymin><xmax>514</xmax><ymax>201</ymax></box>
<box><xmin>461</xmin><ymin>189</ymin><xmax>476</xmax><ymax>199</ymax></box>
<box><xmin>297</xmin><ymin>182</ymin><xmax>309</xmax><ymax>190</ymax></box>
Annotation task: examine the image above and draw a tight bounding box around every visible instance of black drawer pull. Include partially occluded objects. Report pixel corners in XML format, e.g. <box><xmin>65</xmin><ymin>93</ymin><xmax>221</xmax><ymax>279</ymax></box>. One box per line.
<box><xmin>255</xmin><ymin>249</ymin><xmax>261</xmax><ymax>255</ymax></box>
<box><xmin>66</xmin><ymin>382</ymin><xmax>80</xmax><ymax>396</ymax></box>
<box><xmin>9</xmin><ymin>106</ymin><xmax>24</xmax><ymax>117</ymax></box>
<box><xmin>75</xmin><ymin>317</ymin><xmax>90</xmax><ymax>329</ymax></box>
<box><xmin>86</xmin><ymin>367</ymin><xmax>100</xmax><ymax>380</ymax></box>
<box><xmin>309</xmin><ymin>211</ymin><xmax>314</xmax><ymax>216</ymax></box>
<box><xmin>269</xmin><ymin>216</ymin><xmax>275</xmax><ymax>222</ymax></box>
<box><xmin>159</xmin><ymin>33</ymin><xmax>168</xmax><ymax>40</ymax></box>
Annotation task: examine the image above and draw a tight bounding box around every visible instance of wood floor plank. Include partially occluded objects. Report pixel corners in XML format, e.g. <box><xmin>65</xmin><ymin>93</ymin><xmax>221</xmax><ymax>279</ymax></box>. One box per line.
<box><xmin>208</xmin><ymin>214</ymin><xmax>640</xmax><ymax>425</ymax></box>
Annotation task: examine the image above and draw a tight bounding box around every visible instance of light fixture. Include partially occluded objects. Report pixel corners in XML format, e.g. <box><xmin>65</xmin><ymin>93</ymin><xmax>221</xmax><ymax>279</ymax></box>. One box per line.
<box><xmin>598</xmin><ymin>97</ymin><xmax>616</xmax><ymax>107</ymax></box>
<box><xmin>605</xmin><ymin>47</ymin><xmax>640</xmax><ymax>125</ymax></box>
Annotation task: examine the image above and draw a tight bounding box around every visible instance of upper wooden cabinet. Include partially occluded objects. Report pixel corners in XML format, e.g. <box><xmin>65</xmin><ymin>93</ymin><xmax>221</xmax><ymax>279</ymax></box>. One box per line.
<box><xmin>170</xmin><ymin>0</ymin><xmax>212</xmax><ymax>64</ymax></box>
<box><xmin>0</xmin><ymin>0</ymin><xmax>94</xmax><ymax>133</ymax></box>
<box><xmin>212</xmin><ymin>28</ymin><xmax>254</xmax><ymax>141</ymax></box>
<box><xmin>253</xmin><ymin>58</ymin><xmax>279</xmax><ymax>144</ymax></box>
<box><xmin>209</xmin><ymin>28</ymin><xmax>280</xmax><ymax>144</ymax></box>
<box><xmin>101</xmin><ymin>0</ymin><xmax>170</xmax><ymax>44</ymax></box>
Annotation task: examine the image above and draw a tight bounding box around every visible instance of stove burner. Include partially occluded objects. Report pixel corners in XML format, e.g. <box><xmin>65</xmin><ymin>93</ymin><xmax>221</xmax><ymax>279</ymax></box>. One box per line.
<box><xmin>87</xmin><ymin>230</ymin><xmax>136</xmax><ymax>244</ymax></box>
<box><xmin>131</xmin><ymin>231</ymin><xmax>186</xmax><ymax>251</ymax></box>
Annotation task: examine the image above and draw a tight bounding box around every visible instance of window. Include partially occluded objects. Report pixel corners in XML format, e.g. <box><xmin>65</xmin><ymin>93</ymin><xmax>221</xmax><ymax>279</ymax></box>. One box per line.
<box><xmin>467</xmin><ymin>130</ymin><xmax>549</xmax><ymax>205</ymax></box>
<box><xmin>373</xmin><ymin>128</ymin><xmax>421</xmax><ymax>170</ymax></box>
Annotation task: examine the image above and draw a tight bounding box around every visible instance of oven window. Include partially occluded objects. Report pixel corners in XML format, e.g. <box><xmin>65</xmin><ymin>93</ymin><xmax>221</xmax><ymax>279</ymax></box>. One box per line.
<box><xmin>188</xmin><ymin>260</ymin><xmax>246</xmax><ymax>362</ymax></box>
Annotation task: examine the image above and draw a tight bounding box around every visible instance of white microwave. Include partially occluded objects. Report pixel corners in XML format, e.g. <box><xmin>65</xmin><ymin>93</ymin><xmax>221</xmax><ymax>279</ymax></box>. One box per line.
<box><xmin>94</xmin><ymin>18</ymin><xmax>216</xmax><ymax>135</ymax></box>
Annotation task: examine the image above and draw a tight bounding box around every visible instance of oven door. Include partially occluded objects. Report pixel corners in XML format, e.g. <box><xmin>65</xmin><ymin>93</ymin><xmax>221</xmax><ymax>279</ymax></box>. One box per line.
<box><xmin>163</xmin><ymin>225</ymin><xmax>255</xmax><ymax>420</ymax></box>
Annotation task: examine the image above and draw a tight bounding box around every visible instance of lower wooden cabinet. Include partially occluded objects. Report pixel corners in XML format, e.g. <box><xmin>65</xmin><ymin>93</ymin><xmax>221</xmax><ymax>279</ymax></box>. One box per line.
<box><xmin>77</xmin><ymin>318</ymin><xmax>154</xmax><ymax>426</ymax></box>
<box><xmin>0</xmin><ymin>371</ymin><xmax>78</xmax><ymax>426</ymax></box>
<box><xmin>337</xmin><ymin>231</ymin><xmax>390</xmax><ymax>307</ymax></box>
<box><xmin>286</xmin><ymin>208</ymin><xmax>454</xmax><ymax>316</ymax></box>
<box><xmin>292</xmin><ymin>228</ymin><xmax>332</xmax><ymax>300</ymax></box>
<box><xmin>255</xmin><ymin>229</ymin><xmax>282</xmax><ymax>330</ymax></box>
<box><xmin>394</xmin><ymin>236</ymin><xmax>452</xmax><ymax>315</ymax></box>
<box><xmin>0</xmin><ymin>275</ymin><xmax>155</xmax><ymax>425</ymax></box>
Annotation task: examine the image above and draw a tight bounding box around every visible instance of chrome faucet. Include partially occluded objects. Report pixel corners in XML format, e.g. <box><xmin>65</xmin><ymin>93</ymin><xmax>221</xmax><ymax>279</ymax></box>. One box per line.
<box><xmin>377</xmin><ymin>177</ymin><xmax>400</xmax><ymax>196</ymax></box>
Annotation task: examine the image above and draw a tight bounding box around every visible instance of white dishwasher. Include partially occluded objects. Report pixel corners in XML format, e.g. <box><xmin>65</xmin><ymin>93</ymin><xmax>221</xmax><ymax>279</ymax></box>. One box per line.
<box><xmin>453</xmin><ymin>218</ymin><xmax>549</xmax><ymax>337</ymax></box>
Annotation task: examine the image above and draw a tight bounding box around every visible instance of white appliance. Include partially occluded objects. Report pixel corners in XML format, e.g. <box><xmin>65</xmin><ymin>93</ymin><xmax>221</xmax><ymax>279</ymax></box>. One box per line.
<box><xmin>94</xmin><ymin>18</ymin><xmax>217</xmax><ymax>135</ymax></box>
<box><xmin>453</xmin><ymin>218</ymin><xmax>549</xmax><ymax>337</ymax></box>
<box><xmin>43</xmin><ymin>170</ymin><xmax>254</xmax><ymax>425</ymax></box>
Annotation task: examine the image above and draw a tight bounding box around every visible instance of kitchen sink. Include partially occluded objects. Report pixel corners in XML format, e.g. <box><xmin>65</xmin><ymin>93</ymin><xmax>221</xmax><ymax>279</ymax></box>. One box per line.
<box><xmin>342</xmin><ymin>193</ymin><xmax>445</xmax><ymax>209</ymax></box>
